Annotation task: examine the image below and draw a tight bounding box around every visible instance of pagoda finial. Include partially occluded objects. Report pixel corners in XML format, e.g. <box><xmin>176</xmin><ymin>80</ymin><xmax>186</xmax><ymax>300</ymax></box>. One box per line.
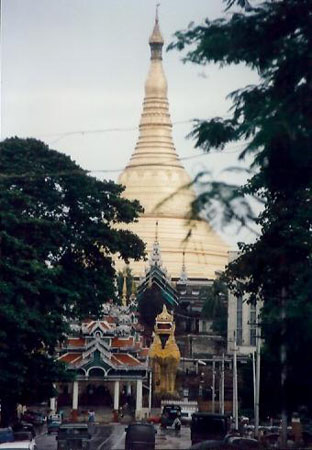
<box><xmin>156</xmin><ymin>3</ymin><xmax>160</xmax><ymax>23</ymax></box>
<box><xmin>179</xmin><ymin>251</ymin><xmax>188</xmax><ymax>283</ymax></box>
<box><xmin>149</xmin><ymin>6</ymin><xmax>164</xmax><ymax>59</ymax></box>
<box><xmin>122</xmin><ymin>267</ymin><xmax>127</xmax><ymax>307</ymax></box>
<box><xmin>149</xmin><ymin>221</ymin><xmax>163</xmax><ymax>268</ymax></box>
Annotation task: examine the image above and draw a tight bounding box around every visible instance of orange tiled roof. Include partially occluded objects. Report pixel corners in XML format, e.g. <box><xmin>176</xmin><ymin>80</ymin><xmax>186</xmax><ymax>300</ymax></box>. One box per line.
<box><xmin>67</xmin><ymin>338</ymin><xmax>85</xmax><ymax>347</ymax></box>
<box><xmin>114</xmin><ymin>353</ymin><xmax>141</xmax><ymax>366</ymax></box>
<box><xmin>111</xmin><ymin>337</ymin><xmax>133</xmax><ymax>348</ymax></box>
<box><xmin>105</xmin><ymin>316</ymin><xmax>116</xmax><ymax>324</ymax></box>
<box><xmin>59</xmin><ymin>353</ymin><xmax>82</xmax><ymax>364</ymax></box>
<box><xmin>111</xmin><ymin>355</ymin><xmax>122</xmax><ymax>366</ymax></box>
<box><xmin>86</xmin><ymin>320</ymin><xmax>112</xmax><ymax>332</ymax></box>
<box><xmin>100</xmin><ymin>321</ymin><xmax>112</xmax><ymax>330</ymax></box>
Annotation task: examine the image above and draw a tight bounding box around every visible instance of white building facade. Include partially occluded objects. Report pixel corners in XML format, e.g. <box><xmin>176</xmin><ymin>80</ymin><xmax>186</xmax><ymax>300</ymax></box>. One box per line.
<box><xmin>227</xmin><ymin>251</ymin><xmax>258</xmax><ymax>355</ymax></box>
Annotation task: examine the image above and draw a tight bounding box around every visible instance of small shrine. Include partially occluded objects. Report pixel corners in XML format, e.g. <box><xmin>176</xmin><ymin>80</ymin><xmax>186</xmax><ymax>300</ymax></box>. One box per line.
<box><xmin>55</xmin><ymin>302</ymin><xmax>150</xmax><ymax>419</ymax></box>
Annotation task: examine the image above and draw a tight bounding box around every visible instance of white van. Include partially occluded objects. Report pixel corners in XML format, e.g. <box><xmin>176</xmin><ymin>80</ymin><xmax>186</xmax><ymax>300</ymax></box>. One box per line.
<box><xmin>0</xmin><ymin>440</ymin><xmax>37</xmax><ymax>450</ymax></box>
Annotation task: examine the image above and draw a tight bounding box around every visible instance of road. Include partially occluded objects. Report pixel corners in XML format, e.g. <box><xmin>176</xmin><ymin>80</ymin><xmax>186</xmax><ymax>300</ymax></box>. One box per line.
<box><xmin>35</xmin><ymin>424</ymin><xmax>191</xmax><ymax>450</ymax></box>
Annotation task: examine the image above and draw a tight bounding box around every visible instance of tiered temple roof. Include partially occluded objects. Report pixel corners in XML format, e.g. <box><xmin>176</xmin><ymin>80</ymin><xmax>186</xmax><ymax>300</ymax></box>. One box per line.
<box><xmin>58</xmin><ymin>303</ymin><xmax>149</xmax><ymax>379</ymax></box>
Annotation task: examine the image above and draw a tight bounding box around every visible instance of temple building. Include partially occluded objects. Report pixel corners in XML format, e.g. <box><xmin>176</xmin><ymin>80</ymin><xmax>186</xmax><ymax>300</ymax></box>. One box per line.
<box><xmin>54</xmin><ymin>302</ymin><xmax>150</xmax><ymax>419</ymax></box>
<box><xmin>116</xmin><ymin>13</ymin><xmax>229</xmax><ymax>280</ymax></box>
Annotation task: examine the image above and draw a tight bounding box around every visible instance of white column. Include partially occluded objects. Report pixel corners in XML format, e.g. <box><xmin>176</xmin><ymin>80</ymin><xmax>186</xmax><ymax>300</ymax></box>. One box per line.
<box><xmin>148</xmin><ymin>372</ymin><xmax>152</xmax><ymax>413</ymax></box>
<box><xmin>50</xmin><ymin>397</ymin><xmax>56</xmax><ymax>413</ymax></box>
<box><xmin>114</xmin><ymin>380</ymin><xmax>120</xmax><ymax>410</ymax></box>
<box><xmin>136</xmin><ymin>379</ymin><xmax>143</xmax><ymax>419</ymax></box>
<box><xmin>126</xmin><ymin>383</ymin><xmax>132</xmax><ymax>396</ymax></box>
<box><xmin>72</xmin><ymin>381</ymin><xmax>79</xmax><ymax>410</ymax></box>
<box><xmin>50</xmin><ymin>383</ymin><xmax>57</xmax><ymax>413</ymax></box>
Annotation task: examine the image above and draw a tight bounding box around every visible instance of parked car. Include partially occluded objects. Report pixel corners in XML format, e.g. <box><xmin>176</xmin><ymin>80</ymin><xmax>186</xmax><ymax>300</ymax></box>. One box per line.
<box><xmin>181</xmin><ymin>411</ymin><xmax>193</xmax><ymax>426</ymax></box>
<box><xmin>0</xmin><ymin>428</ymin><xmax>14</xmax><ymax>444</ymax></box>
<box><xmin>56</xmin><ymin>423</ymin><xmax>90</xmax><ymax>450</ymax></box>
<box><xmin>48</xmin><ymin>421</ymin><xmax>62</xmax><ymax>435</ymax></box>
<box><xmin>190</xmin><ymin>436</ymin><xmax>260</xmax><ymax>449</ymax></box>
<box><xmin>21</xmin><ymin>412</ymin><xmax>45</xmax><ymax>426</ymax></box>
<box><xmin>13</xmin><ymin>433</ymin><xmax>33</xmax><ymax>442</ymax></box>
<box><xmin>125</xmin><ymin>423</ymin><xmax>156</xmax><ymax>450</ymax></box>
<box><xmin>191</xmin><ymin>413</ymin><xmax>230</xmax><ymax>445</ymax></box>
<box><xmin>12</xmin><ymin>423</ymin><xmax>35</xmax><ymax>439</ymax></box>
<box><xmin>0</xmin><ymin>440</ymin><xmax>37</xmax><ymax>450</ymax></box>
<box><xmin>161</xmin><ymin>405</ymin><xmax>182</xmax><ymax>428</ymax></box>
<box><xmin>47</xmin><ymin>414</ymin><xmax>62</xmax><ymax>424</ymax></box>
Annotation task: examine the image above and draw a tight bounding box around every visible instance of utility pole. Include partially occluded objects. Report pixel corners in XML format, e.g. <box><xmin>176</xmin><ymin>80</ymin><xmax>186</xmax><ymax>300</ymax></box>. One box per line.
<box><xmin>148</xmin><ymin>370</ymin><xmax>152</xmax><ymax>414</ymax></box>
<box><xmin>254</xmin><ymin>302</ymin><xmax>261</xmax><ymax>438</ymax></box>
<box><xmin>220</xmin><ymin>353</ymin><xmax>225</xmax><ymax>414</ymax></box>
<box><xmin>252</xmin><ymin>351</ymin><xmax>256</xmax><ymax>423</ymax></box>
<box><xmin>212</xmin><ymin>359</ymin><xmax>216</xmax><ymax>413</ymax></box>
<box><xmin>233</xmin><ymin>331</ymin><xmax>238</xmax><ymax>430</ymax></box>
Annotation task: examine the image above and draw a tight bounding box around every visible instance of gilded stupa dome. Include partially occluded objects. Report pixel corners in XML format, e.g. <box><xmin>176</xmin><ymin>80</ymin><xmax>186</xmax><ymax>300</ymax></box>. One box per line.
<box><xmin>116</xmin><ymin>14</ymin><xmax>229</xmax><ymax>280</ymax></box>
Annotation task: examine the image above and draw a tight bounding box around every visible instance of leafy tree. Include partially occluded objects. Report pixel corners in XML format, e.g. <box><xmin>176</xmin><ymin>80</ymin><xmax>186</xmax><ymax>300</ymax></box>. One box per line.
<box><xmin>0</xmin><ymin>137</ymin><xmax>145</xmax><ymax>425</ymax></box>
<box><xmin>201</xmin><ymin>278</ymin><xmax>228</xmax><ymax>338</ymax></box>
<box><xmin>169</xmin><ymin>0</ymin><xmax>312</xmax><ymax>419</ymax></box>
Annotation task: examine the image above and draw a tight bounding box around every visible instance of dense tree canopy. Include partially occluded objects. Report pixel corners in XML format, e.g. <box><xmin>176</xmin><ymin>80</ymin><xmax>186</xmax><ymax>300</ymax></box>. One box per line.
<box><xmin>201</xmin><ymin>279</ymin><xmax>228</xmax><ymax>338</ymax></box>
<box><xmin>0</xmin><ymin>137</ymin><xmax>145</xmax><ymax>424</ymax></box>
<box><xmin>169</xmin><ymin>0</ymin><xmax>312</xmax><ymax>416</ymax></box>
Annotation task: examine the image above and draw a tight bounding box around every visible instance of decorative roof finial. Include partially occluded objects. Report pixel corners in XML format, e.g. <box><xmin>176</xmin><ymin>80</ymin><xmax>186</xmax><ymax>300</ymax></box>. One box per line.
<box><xmin>149</xmin><ymin>5</ymin><xmax>164</xmax><ymax>58</ymax></box>
<box><xmin>179</xmin><ymin>251</ymin><xmax>188</xmax><ymax>283</ymax></box>
<box><xmin>122</xmin><ymin>267</ymin><xmax>127</xmax><ymax>307</ymax></box>
<box><xmin>155</xmin><ymin>220</ymin><xmax>159</xmax><ymax>243</ymax></box>
<box><xmin>156</xmin><ymin>3</ymin><xmax>160</xmax><ymax>23</ymax></box>
<box><xmin>149</xmin><ymin>221</ymin><xmax>163</xmax><ymax>268</ymax></box>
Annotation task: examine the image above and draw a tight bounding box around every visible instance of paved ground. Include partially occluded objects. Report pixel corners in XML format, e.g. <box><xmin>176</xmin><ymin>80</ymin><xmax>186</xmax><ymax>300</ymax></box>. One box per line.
<box><xmin>35</xmin><ymin>423</ymin><xmax>191</xmax><ymax>450</ymax></box>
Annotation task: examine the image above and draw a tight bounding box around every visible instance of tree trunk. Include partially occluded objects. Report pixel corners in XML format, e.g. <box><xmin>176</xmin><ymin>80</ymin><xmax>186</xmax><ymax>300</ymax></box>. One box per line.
<box><xmin>280</xmin><ymin>287</ymin><xmax>288</xmax><ymax>448</ymax></box>
<box><xmin>1</xmin><ymin>397</ymin><xmax>18</xmax><ymax>427</ymax></box>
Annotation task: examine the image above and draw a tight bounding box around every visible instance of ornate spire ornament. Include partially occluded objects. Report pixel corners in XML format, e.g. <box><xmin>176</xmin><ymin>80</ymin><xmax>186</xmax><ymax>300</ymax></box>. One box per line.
<box><xmin>122</xmin><ymin>268</ymin><xmax>127</xmax><ymax>307</ymax></box>
<box><xmin>149</xmin><ymin>221</ymin><xmax>163</xmax><ymax>268</ymax></box>
<box><xmin>149</xmin><ymin>4</ymin><xmax>164</xmax><ymax>60</ymax></box>
<box><xmin>179</xmin><ymin>251</ymin><xmax>188</xmax><ymax>283</ymax></box>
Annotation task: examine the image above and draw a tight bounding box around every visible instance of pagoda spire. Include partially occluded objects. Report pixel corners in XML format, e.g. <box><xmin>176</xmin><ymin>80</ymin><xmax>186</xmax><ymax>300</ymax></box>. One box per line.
<box><xmin>179</xmin><ymin>251</ymin><xmax>188</xmax><ymax>283</ymax></box>
<box><xmin>149</xmin><ymin>4</ymin><xmax>164</xmax><ymax>60</ymax></box>
<box><xmin>122</xmin><ymin>268</ymin><xmax>127</xmax><ymax>307</ymax></box>
<box><xmin>121</xmin><ymin>10</ymin><xmax>187</xmax><ymax>202</ymax></box>
<box><xmin>149</xmin><ymin>221</ymin><xmax>163</xmax><ymax>268</ymax></box>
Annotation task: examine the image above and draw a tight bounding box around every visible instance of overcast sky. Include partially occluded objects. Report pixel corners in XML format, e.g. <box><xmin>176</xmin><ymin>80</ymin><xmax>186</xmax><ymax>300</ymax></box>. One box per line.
<box><xmin>1</xmin><ymin>0</ymin><xmax>260</xmax><ymax>246</ymax></box>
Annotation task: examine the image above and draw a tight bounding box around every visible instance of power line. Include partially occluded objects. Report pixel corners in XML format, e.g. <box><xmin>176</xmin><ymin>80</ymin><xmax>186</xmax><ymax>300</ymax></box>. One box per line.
<box><xmin>46</xmin><ymin>121</ymin><xmax>193</xmax><ymax>145</ymax></box>
<box><xmin>0</xmin><ymin>142</ymin><xmax>248</xmax><ymax>179</ymax></box>
<box><xmin>33</xmin><ymin>116</ymin><xmax>232</xmax><ymax>145</ymax></box>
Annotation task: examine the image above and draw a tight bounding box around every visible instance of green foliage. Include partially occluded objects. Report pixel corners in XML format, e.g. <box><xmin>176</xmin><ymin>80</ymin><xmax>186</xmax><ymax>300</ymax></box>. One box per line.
<box><xmin>170</xmin><ymin>0</ymin><xmax>312</xmax><ymax>415</ymax></box>
<box><xmin>0</xmin><ymin>137</ymin><xmax>145</xmax><ymax>424</ymax></box>
<box><xmin>201</xmin><ymin>278</ymin><xmax>228</xmax><ymax>338</ymax></box>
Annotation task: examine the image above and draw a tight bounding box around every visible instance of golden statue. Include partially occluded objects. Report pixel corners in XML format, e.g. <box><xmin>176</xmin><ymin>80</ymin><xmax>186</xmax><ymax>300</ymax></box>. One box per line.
<box><xmin>149</xmin><ymin>305</ymin><xmax>180</xmax><ymax>396</ymax></box>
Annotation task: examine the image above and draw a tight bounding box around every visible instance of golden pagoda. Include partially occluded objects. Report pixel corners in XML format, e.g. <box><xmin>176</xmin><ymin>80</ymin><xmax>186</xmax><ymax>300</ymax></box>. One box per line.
<box><xmin>116</xmin><ymin>12</ymin><xmax>229</xmax><ymax>280</ymax></box>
